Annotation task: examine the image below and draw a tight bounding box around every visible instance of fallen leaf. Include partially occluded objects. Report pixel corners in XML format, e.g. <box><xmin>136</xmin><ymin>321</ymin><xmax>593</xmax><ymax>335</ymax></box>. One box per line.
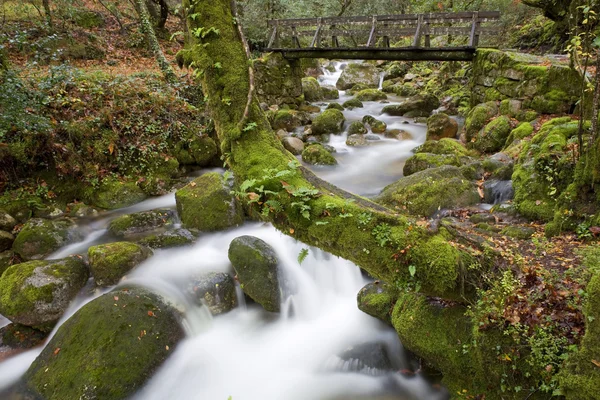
<box><xmin>148</xmin><ymin>311</ymin><xmax>155</xmax><ymax>317</ymax></box>
<box><xmin>114</xmin><ymin>296</ymin><xmax>119</xmax><ymax>301</ymax></box>
<box><xmin>592</xmin><ymin>360</ymin><xmax>600</xmax><ymax>368</ymax></box>
<box><xmin>53</xmin><ymin>348</ymin><xmax>61</xmax><ymax>355</ymax></box>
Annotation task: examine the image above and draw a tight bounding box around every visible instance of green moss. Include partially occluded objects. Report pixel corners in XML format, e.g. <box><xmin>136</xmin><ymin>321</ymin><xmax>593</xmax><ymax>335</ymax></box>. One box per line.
<box><xmin>426</xmin><ymin>113</ymin><xmax>458</xmax><ymax>141</ymax></box>
<box><xmin>92</xmin><ymin>178</ymin><xmax>146</xmax><ymax>210</ymax></box>
<box><xmin>311</xmin><ymin>109</ymin><xmax>345</xmax><ymax>135</ymax></box>
<box><xmin>23</xmin><ymin>287</ymin><xmax>185</xmax><ymax>400</ymax></box>
<box><xmin>362</xmin><ymin>115</ymin><xmax>386</xmax><ymax>133</ymax></box>
<box><xmin>348</xmin><ymin>121</ymin><xmax>367</xmax><ymax>135</ymax></box>
<box><xmin>342</xmin><ymin>98</ymin><xmax>363</xmax><ymax>109</ymax></box>
<box><xmin>138</xmin><ymin>229</ymin><xmax>195</xmax><ymax>249</ymax></box>
<box><xmin>301</xmin><ymin>77</ymin><xmax>322</xmax><ymax>102</ymax></box>
<box><xmin>357</xmin><ymin>281</ymin><xmax>397</xmax><ymax>324</ymax></box>
<box><xmin>320</xmin><ymin>85</ymin><xmax>339</xmax><ymax>100</ymax></box>
<box><xmin>301</xmin><ymin>144</ymin><xmax>337</xmax><ymax>165</ymax></box>
<box><xmin>414</xmin><ymin>138</ymin><xmax>470</xmax><ymax>156</ymax></box>
<box><xmin>271</xmin><ymin>109</ymin><xmax>302</xmax><ymax>132</ymax></box>
<box><xmin>410</xmin><ymin>235</ymin><xmax>460</xmax><ymax>295</ymax></box>
<box><xmin>403</xmin><ymin>153</ymin><xmax>463</xmax><ymax>176</ymax></box>
<box><xmin>72</xmin><ymin>10</ymin><xmax>105</xmax><ymax>28</ymax></box>
<box><xmin>500</xmin><ymin>225</ymin><xmax>535</xmax><ymax>240</ymax></box>
<box><xmin>471</xmin><ymin>115</ymin><xmax>512</xmax><ymax>153</ymax></box>
<box><xmin>326</xmin><ymin>103</ymin><xmax>344</xmax><ymax>111</ymax></box>
<box><xmin>354</xmin><ymin>89</ymin><xmax>387</xmax><ymax>101</ymax></box>
<box><xmin>88</xmin><ymin>242</ymin><xmax>151</xmax><ymax>286</ymax></box>
<box><xmin>465</xmin><ymin>102</ymin><xmax>498</xmax><ymax>142</ymax></box>
<box><xmin>12</xmin><ymin>218</ymin><xmax>80</xmax><ymax>261</ymax></box>
<box><xmin>506</xmin><ymin>122</ymin><xmax>534</xmax><ymax>147</ymax></box>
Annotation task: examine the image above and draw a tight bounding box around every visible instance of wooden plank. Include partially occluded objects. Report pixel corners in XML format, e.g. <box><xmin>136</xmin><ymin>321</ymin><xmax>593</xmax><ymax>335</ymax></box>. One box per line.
<box><xmin>366</xmin><ymin>16</ymin><xmax>377</xmax><ymax>47</ymax></box>
<box><xmin>277</xmin><ymin>47</ymin><xmax>476</xmax><ymax>61</ymax></box>
<box><xmin>311</xmin><ymin>18</ymin><xmax>323</xmax><ymax>47</ymax></box>
<box><xmin>291</xmin><ymin>26</ymin><xmax>301</xmax><ymax>48</ymax></box>
<box><xmin>267</xmin><ymin>26</ymin><xmax>277</xmax><ymax>49</ymax></box>
<box><xmin>412</xmin><ymin>14</ymin><xmax>423</xmax><ymax>47</ymax></box>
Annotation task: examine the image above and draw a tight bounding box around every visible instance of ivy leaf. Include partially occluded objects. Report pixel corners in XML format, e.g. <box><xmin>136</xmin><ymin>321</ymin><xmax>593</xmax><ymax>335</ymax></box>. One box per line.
<box><xmin>408</xmin><ymin>265</ymin><xmax>417</xmax><ymax>277</ymax></box>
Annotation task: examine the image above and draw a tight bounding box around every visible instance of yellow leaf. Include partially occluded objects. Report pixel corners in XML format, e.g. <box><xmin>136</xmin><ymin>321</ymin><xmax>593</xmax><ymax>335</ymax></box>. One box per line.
<box><xmin>592</xmin><ymin>360</ymin><xmax>600</xmax><ymax>368</ymax></box>
<box><xmin>108</xmin><ymin>143</ymin><xmax>115</xmax><ymax>155</ymax></box>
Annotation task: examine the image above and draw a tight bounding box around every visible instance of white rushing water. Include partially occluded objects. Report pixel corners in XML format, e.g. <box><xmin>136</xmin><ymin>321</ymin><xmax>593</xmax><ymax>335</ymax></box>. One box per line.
<box><xmin>0</xmin><ymin>61</ymin><xmax>448</xmax><ymax>399</ymax></box>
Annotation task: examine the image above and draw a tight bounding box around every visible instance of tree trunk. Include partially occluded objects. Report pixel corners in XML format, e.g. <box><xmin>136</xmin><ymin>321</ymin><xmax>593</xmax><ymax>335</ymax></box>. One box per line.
<box><xmin>42</xmin><ymin>0</ymin><xmax>53</xmax><ymax>29</ymax></box>
<box><xmin>135</xmin><ymin>0</ymin><xmax>177</xmax><ymax>83</ymax></box>
<box><xmin>179</xmin><ymin>0</ymin><xmax>473</xmax><ymax>299</ymax></box>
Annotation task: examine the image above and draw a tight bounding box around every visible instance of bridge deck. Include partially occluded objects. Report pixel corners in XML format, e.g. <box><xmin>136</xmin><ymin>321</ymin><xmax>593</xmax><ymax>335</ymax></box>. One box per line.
<box><xmin>265</xmin><ymin>11</ymin><xmax>500</xmax><ymax>61</ymax></box>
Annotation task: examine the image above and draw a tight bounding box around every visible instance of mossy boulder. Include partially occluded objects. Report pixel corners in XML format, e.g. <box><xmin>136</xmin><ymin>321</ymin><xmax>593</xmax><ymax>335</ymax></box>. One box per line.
<box><xmin>348</xmin><ymin>121</ymin><xmax>368</xmax><ymax>135</ymax></box>
<box><xmin>311</xmin><ymin>109</ymin><xmax>345</xmax><ymax>135</ymax></box>
<box><xmin>471</xmin><ymin>116</ymin><xmax>513</xmax><ymax>153</ymax></box>
<box><xmin>21</xmin><ymin>287</ymin><xmax>185</xmax><ymax>400</ymax></box>
<box><xmin>465</xmin><ymin>101</ymin><xmax>498</xmax><ymax>142</ymax></box>
<box><xmin>254</xmin><ymin>52</ymin><xmax>303</xmax><ymax>106</ymax></box>
<box><xmin>271</xmin><ymin>109</ymin><xmax>303</xmax><ymax>132</ymax></box>
<box><xmin>0</xmin><ymin>211</ymin><xmax>16</xmax><ymax>231</ymax></box>
<box><xmin>88</xmin><ymin>242</ymin><xmax>152</xmax><ymax>286</ymax></box>
<box><xmin>346</xmin><ymin>134</ymin><xmax>368</xmax><ymax>147</ymax></box>
<box><xmin>188</xmin><ymin>272</ymin><xmax>238</xmax><ymax>315</ymax></box>
<box><xmin>403</xmin><ymin>153</ymin><xmax>466</xmax><ymax>176</ymax></box>
<box><xmin>362</xmin><ymin>115</ymin><xmax>386</xmax><ymax>134</ymax></box>
<box><xmin>413</xmin><ymin>138</ymin><xmax>470</xmax><ymax>156</ymax></box>
<box><xmin>138</xmin><ymin>228</ymin><xmax>195</xmax><ymax>249</ymax></box>
<box><xmin>383</xmin><ymin>82</ymin><xmax>419</xmax><ymax>97</ymax></box>
<box><xmin>384</xmin><ymin>61</ymin><xmax>409</xmax><ymax>80</ymax></box>
<box><xmin>354</xmin><ymin>89</ymin><xmax>387</xmax><ymax>101</ymax></box>
<box><xmin>108</xmin><ymin>209</ymin><xmax>176</xmax><ymax>238</ymax></box>
<box><xmin>92</xmin><ymin>179</ymin><xmax>147</xmax><ymax>210</ymax></box>
<box><xmin>342</xmin><ymin>98</ymin><xmax>364</xmax><ymax>109</ymax></box>
<box><xmin>12</xmin><ymin>218</ymin><xmax>82</xmax><ymax>260</ymax></box>
<box><xmin>174</xmin><ymin>135</ymin><xmax>218</xmax><ymax>166</ymax></box>
<box><xmin>302</xmin><ymin>144</ymin><xmax>337</xmax><ymax>165</ymax></box>
<box><xmin>0</xmin><ymin>323</ymin><xmax>47</xmax><ymax>350</ymax></box>
<box><xmin>381</xmin><ymin>94</ymin><xmax>440</xmax><ymax>117</ymax></box>
<box><xmin>376</xmin><ymin>165</ymin><xmax>480</xmax><ymax>217</ymax></box>
<box><xmin>357</xmin><ymin>281</ymin><xmax>396</xmax><ymax>324</ymax></box>
<box><xmin>0</xmin><ymin>256</ymin><xmax>88</xmax><ymax>331</ymax></box>
<box><xmin>175</xmin><ymin>172</ymin><xmax>244</xmax><ymax>231</ymax></box>
<box><xmin>0</xmin><ymin>250</ymin><xmax>14</xmax><ymax>276</ymax></box>
<box><xmin>302</xmin><ymin>77</ymin><xmax>323</xmax><ymax>102</ymax></box>
<box><xmin>426</xmin><ymin>113</ymin><xmax>458</xmax><ymax>141</ymax></box>
<box><xmin>228</xmin><ymin>235</ymin><xmax>280</xmax><ymax>313</ymax></box>
<box><xmin>320</xmin><ymin>84</ymin><xmax>339</xmax><ymax>100</ymax></box>
<box><xmin>72</xmin><ymin>9</ymin><xmax>105</xmax><ymax>28</ymax></box>
<box><xmin>326</xmin><ymin>102</ymin><xmax>344</xmax><ymax>111</ymax></box>
<box><xmin>282</xmin><ymin>136</ymin><xmax>304</xmax><ymax>155</ymax></box>
<box><xmin>336</xmin><ymin>62</ymin><xmax>380</xmax><ymax>90</ymax></box>
<box><xmin>0</xmin><ymin>230</ymin><xmax>14</xmax><ymax>252</ymax></box>
<box><xmin>505</xmin><ymin>122</ymin><xmax>534</xmax><ymax>147</ymax></box>
<box><xmin>500</xmin><ymin>225</ymin><xmax>535</xmax><ymax>240</ymax></box>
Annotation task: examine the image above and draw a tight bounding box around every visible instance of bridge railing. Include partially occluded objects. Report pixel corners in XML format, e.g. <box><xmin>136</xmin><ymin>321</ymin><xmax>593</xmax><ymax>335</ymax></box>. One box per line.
<box><xmin>266</xmin><ymin>11</ymin><xmax>501</xmax><ymax>50</ymax></box>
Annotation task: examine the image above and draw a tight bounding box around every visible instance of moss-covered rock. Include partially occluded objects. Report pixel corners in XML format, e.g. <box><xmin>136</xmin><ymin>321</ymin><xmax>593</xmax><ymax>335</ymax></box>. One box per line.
<box><xmin>500</xmin><ymin>225</ymin><xmax>535</xmax><ymax>240</ymax></box>
<box><xmin>88</xmin><ymin>242</ymin><xmax>152</xmax><ymax>286</ymax></box>
<box><xmin>426</xmin><ymin>113</ymin><xmax>458</xmax><ymax>141</ymax></box>
<box><xmin>254</xmin><ymin>52</ymin><xmax>303</xmax><ymax>106</ymax></box>
<box><xmin>271</xmin><ymin>109</ymin><xmax>303</xmax><ymax>132</ymax></box>
<box><xmin>383</xmin><ymin>82</ymin><xmax>419</xmax><ymax>97</ymax></box>
<box><xmin>0</xmin><ymin>323</ymin><xmax>47</xmax><ymax>350</ymax></box>
<box><xmin>301</xmin><ymin>144</ymin><xmax>337</xmax><ymax>165</ymax></box>
<box><xmin>357</xmin><ymin>281</ymin><xmax>397</xmax><ymax>324</ymax></box>
<box><xmin>0</xmin><ymin>210</ymin><xmax>16</xmax><ymax>231</ymax></box>
<box><xmin>138</xmin><ymin>228</ymin><xmax>195</xmax><ymax>249</ymax></box>
<box><xmin>348</xmin><ymin>121</ymin><xmax>368</xmax><ymax>135</ymax></box>
<box><xmin>381</xmin><ymin>94</ymin><xmax>440</xmax><ymax>117</ymax></box>
<box><xmin>403</xmin><ymin>153</ymin><xmax>466</xmax><ymax>176</ymax></box>
<box><xmin>228</xmin><ymin>235</ymin><xmax>280</xmax><ymax>312</ymax></box>
<box><xmin>21</xmin><ymin>287</ymin><xmax>185</xmax><ymax>400</ymax></box>
<box><xmin>336</xmin><ymin>63</ymin><xmax>380</xmax><ymax>90</ymax></box>
<box><xmin>320</xmin><ymin>84</ymin><xmax>339</xmax><ymax>100</ymax></box>
<box><xmin>175</xmin><ymin>172</ymin><xmax>244</xmax><ymax>231</ymax></box>
<box><xmin>413</xmin><ymin>138</ymin><xmax>470</xmax><ymax>156</ymax></box>
<box><xmin>354</xmin><ymin>89</ymin><xmax>387</xmax><ymax>101</ymax></box>
<box><xmin>0</xmin><ymin>256</ymin><xmax>88</xmax><ymax>331</ymax></box>
<box><xmin>282</xmin><ymin>136</ymin><xmax>304</xmax><ymax>155</ymax></box>
<box><xmin>505</xmin><ymin>122</ymin><xmax>534</xmax><ymax>147</ymax></box>
<box><xmin>72</xmin><ymin>9</ymin><xmax>105</xmax><ymax>28</ymax></box>
<box><xmin>470</xmin><ymin>116</ymin><xmax>513</xmax><ymax>153</ymax></box>
<box><xmin>342</xmin><ymin>98</ymin><xmax>363</xmax><ymax>109</ymax></box>
<box><xmin>0</xmin><ymin>250</ymin><xmax>14</xmax><ymax>276</ymax></box>
<box><xmin>12</xmin><ymin>218</ymin><xmax>82</xmax><ymax>260</ymax></box>
<box><xmin>302</xmin><ymin>77</ymin><xmax>323</xmax><ymax>102</ymax></box>
<box><xmin>0</xmin><ymin>230</ymin><xmax>14</xmax><ymax>252</ymax></box>
<box><xmin>174</xmin><ymin>135</ymin><xmax>218</xmax><ymax>166</ymax></box>
<box><xmin>108</xmin><ymin>209</ymin><xmax>176</xmax><ymax>238</ymax></box>
<box><xmin>326</xmin><ymin>102</ymin><xmax>344</xmax><ymax>111</ymax></box>
<box><xmin>464</xmin><ymin>101</ymin><xmax>499</xmax><ymax>142</ymax></box>
<box><xmin>346</xmin><ymin>134</ymin><xmax>368</xmax><ymax>147</ymax></box>
<box><xmin>92</xmin><ymin>178</ymin><xmax>147</xmax><ymax>210</ymax></box>
<box><xmin>384</xmin><ymin>61</ymin><xmax>409</xmax><ymax>80</ymax></box>
<box><xmin>361</xmin><ymin>115</ymin><xmax>386</xmax><ymax>134</ymax></box>
<box><xmin>311</xmin><ymin>109</ymin><xmax>345</xmax><ymax>135</ymax></box>
<box><xmin>188</xmin><ymin>272</ymin><xmax>238</xmax><ymax>315</ymax></box>
<box><xmin>376</xmin><ymin>165</ymin><xmax>480</xmax><ymax>217</ymax></box>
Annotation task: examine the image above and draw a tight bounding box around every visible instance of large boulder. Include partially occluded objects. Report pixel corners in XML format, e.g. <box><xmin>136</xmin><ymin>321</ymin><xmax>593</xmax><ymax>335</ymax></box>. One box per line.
<box><xmin>320</xmin><ymin>84</ymin><xmax>339</xmax><ymax>100</ymax></box>
<box><xmin>348</xmin><ymin>121</ymin><xmax>368</xmax><ymax>135</ymax></box>
<box><xmin>302</xmin><ymin>144</ymin><xmax>337</xmax><ymax>166</ymax></box>
<box><xmin>382</xmin><ymin>94</ymin><xmax>440</xmax><ymax>117</ymax></box>
<box><xmin>175</xmin><ymin>172</ymin><xmax>244</xmax><ymax>231</ymax></box>
<box><xmin>0</xmin><ymin>210</ymin><xmax>16</xmax><ymax>231</ymax></box>
<box><xmin>336</xmin><ymin>63</ymin><xmax>380</xmax><ymax>90</ymax></box>
<box><xmin>464</xmin><ymin>101</ymin><xmax>498</xmax><ymax>142</ymax></box>
<box><xmin>470</xmin><ymin>116</ymin><xmax>513</xmax><ymax>153</ymax></box>
<box><xmin>91</xmin><ymin>179</ymin><xmax>147</xmax><ymax>210</ymax></box>
<box><xmin>282</xmin><ymin>136</ymin><xmax>305</xmax><ymax>155</ymax></box>
<box><xmin>342</xmin><ymin>98</ymin><xmax>363</xmax><ymax>109</ymax></box>
<box><xmin>0</xmin><ymin>256</ymin><xmax>88</xmax><ymax>331</ymax></box>
<box><xmin>88</xmin><ymin>242</ymin><xmax>152</xmax><ymax>286</ymax></box>
<box><xmin>12</xmin><ymin>218</ymin><xmax>82</xmax><ymax>260</ymax></box>
<box><xmin>108</xmin><ymin>209</ymin><xmax>176</xmax><ymax>238</ymax></box>
<box><xmin>174</xmin><ymin>135</ymin><xmax>218</xmax><ymax>166</ymax></box>
<box><xmin>311</xmin><ymin>109</ymin><xmax>345</xmax><ymax>135</ymax></box>
<box><xmin>426</xmin><ymin>113</ymin><xmax>458</xmax><ymax>141</ymax></box>
<box><xmin>302</xmin><ymin>77</ymin><xmax>323</xmax><ymax>102</ymax></box>
<box><xmin>270</xmin><ymin>109</ymin><xmax>304</xmax><ymax>132</ymax></box>
<box><xmin>413</xmin><ymin>138</ymin><xmax>470</xmax><ymax>156</ymax></box>
<box><xmin>362</xmin><ymin>115</ymin><xmax>386</xmax><ymax>134</ymax></box>
<box><xmin>138</xmin><ymin>228</ymin><xmax>195</xmax><ymax>249</ymax></box>
<box><xmin>21</xmin><ymin>287</ymin><xmax>185</xmax><ymax>400</ymax></box>
<box><xmin>376</xmin><ymin>165</ymin><xmax>480</xmax><ymax>216</ymax></box>
<box><xmin>188</xmin><ymin>272</ymin><xmax>238</xmax><ymax>315</ymax></box>
<box><xmin>346</xmin><ymin>134</ymin><xmax>368</xmax><ymax>147</ymax></box>
<box><xmin>228</xmin><ymin>235</ymin><xmax>280</xmax><ymax>312</ymax></box>
<box><xmin>403</xmin><ymin>153</ymin><xmax>466</xmax><ymax>176</ymax></box>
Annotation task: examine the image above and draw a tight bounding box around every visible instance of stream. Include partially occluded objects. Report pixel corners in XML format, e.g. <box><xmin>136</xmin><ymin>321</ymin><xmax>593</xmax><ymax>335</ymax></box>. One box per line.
<box><xmin>0</xmin><ymin>61</ymin><xmax>450</xmax><ymax>399</ymax></box>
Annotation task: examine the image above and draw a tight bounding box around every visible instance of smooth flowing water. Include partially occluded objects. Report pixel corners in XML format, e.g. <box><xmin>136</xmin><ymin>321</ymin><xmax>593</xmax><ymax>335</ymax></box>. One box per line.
<box><xmin>0</xmin><ymin>61</ymin><xmax>448</xmax><ymax>399</ymax></box>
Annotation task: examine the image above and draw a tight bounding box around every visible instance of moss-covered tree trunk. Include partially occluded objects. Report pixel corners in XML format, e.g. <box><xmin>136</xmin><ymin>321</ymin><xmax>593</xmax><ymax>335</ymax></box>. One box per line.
<box><xmin>42</xmin><ymin>0</ymin><xmax>53</xmax><ymax>29</ymax></box>
<box><xmin>179</xmin><ymin>0</ymin><xmax>471</xmax><ymax>299</ymax></box>
<box><xmin>135</xmin><ymin>0</ymin><xmax>177</xmax><ymax>83</ymax></box>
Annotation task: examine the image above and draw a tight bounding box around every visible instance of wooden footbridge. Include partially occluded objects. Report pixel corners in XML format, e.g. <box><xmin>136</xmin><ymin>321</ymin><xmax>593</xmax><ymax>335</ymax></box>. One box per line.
<box><xmin>265</xmin><ymin>11</ymin><xmax>501</xmax><ymax>61</ymax></box>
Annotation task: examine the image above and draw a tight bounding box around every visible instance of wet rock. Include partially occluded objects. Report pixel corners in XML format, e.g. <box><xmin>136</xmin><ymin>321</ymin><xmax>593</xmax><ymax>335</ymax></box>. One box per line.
<box><xmin>338</xmin><ymin>342</ymin><xmax>398</xmax><ymax>373</ymax></box>
<box><xmin>33</xmin><ymin>206</ymin><xmax>65</xmax><ymax>220</ymax></box>
<box><xmin>91</xmin><ymin>179</ymin><xmax>147</xmax><ymax>210</ymax></box>
<box><xmin>188</xmin><ymin>272</ymin><xmax>238</xmax><ymax>315</ymax></box>
<box><xmin>311</xmin><ymin>109</ymin><xmax>345</xmax><ymax>135</ymax></box>
<box><xmin>426</xmin><ymin>113</ymin><xmax>458</xmax><ymax>141</ymax></box>
<box><xmin>67</xmin><ymin>203</ymin><xmax>100</xmax><ymax>218</ymax></box>
<box><xmin>271</xmin><ymin>109</ymin><xmax>303</xmax><ymax>132</ymax></box>
<box><xmin>355</xmin><ymin>89</ymin><xmax>387</xmax><ymax>101</ymax></box>
<box><xmin>326</xmin><ymin>102</ymin><xmax>344</xmax><ymax>111</ymax></box>
<box><xmin>12</xmin><ymin>218</ymin><xmax>83</xmax><ymax>260</ymax></box>
<box><xmin>346</xmin><ymin>134</ymin><xmax>368</xmax><ymax>147</ymax></box>
<box><xmin>108</xmin><ymin>209</ymin><xmax>176</xmax><ymax>238</ymax></box>
<box><xmin>299</xmin><ymin>104</ymin><xmax>321</xmax><ymax>113</ymax></box>
<box><xmin>21</xmin><ymin>287</ymin><xmax>185</xmax><ymax>400</ymax></box>
<box><xmin>348</xmin><ymin>121</ymin><xmax>368</xmax><ymax>135</ymax></box>
<box><xmin>336</xmin><ymin>63</ymin><xmax>380</xmax><ymax>90</ymax></box>
<box><xmin>320</xmin><ymin>84</ymin><xmax>340</xmax><ymax>100</ymax></box>
<box><xmin>357</xmin><ymin>281</ymin><xmax>396</xmax><ymax>324</ymax></box>
<box><xmin>362</xmin><ymin>115</ymin><xmax>386</xmax><ymax>133</ymax></box>
<box><xmin>470</xmin><ymin>213</ymin><xmax>496</xmax><ymax>224</ymax></box>
<box><xmin>384</xmin><ymin>129</ymin><xmax>413</xmax><ymax>140</ymax></box>
<box><xmin>0</xmin><ymin>323</ymin><xmax>47</xmax><ymax>350</ymax></box>
<box><xmin>382</xmin><ymin>94</ymin><xmax>440</xmax><ymax>117</ymax></box>
<box><xmin>282</xmin><ymin>136</ymin><xmax>305</xmax><ymax>155</ymax></box>
<box><xmin>0</xmin><ymin>230</ymin><xmax>14</xmax><ymax>252</ymax></box>
<box><xmin>302</xmin><ymin>144</ymin><xmax>337</xmax><ymax>165</ymax></box>
<box><xmin>403</xmin><ymin>153</ymin><xmax>465</xmax><ymax>176</ymax></box>
<box><xmin>302</xmin><ymin>77</ymin><xmax>323</xmax><ymax>101</ymax></box>
<box><xmin>376</xmin><ymin>166</ymin><xmax>480</xmax><ymax>217</ymax></box>
<box><xmin>0</xmin><ymin>211</ymin><xmax>16</xmax><ymax>231</ymax></box>
<box><xmin>88</xmin><ymin>242</ymin><xmax>152</xmax><ymax>286</ymax></box>
<box><xmin>384</xmin><ymin>61</ymin><xmax>409</xmax><ymax>80</ymax></box>
<box><xmin>483</xmin><ymin>180</ymin><xmax>514</xmax><ymax>204</ymax></box>
<box><xmin>365</xmin><ymin>134</ymin><xmax>381</xmax><ymax>141</ymax></box>
<box><xmin>0</xmin><ymin>256</ymin><xmax>89</xmax><ymax>331</ymax></box>
<box><xmin>138</xmin><ymin>228</ymin><xmax>195</xmax><ymax>249</ymax></box>
<box><xmin>342</xmin><ymin>98</ymin><xmax>363</xmax><ymax>109</ymax></box>
<box><xmin>228</xmin><ymin>235</ymin><xmax>280</xmax><ymax>313</ymax></box>
<box><xmin>175</xmin><ymin>172</ymin><xmax>244</xmax><ymax>232</ymax></box>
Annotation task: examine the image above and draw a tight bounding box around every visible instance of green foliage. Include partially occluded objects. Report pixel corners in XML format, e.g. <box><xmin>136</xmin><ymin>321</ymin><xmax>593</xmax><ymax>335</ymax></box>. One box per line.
<box><xmin>297</xmin><ymin>248</ymin><xmax>309</xmax><ymax>264</ymax></box>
